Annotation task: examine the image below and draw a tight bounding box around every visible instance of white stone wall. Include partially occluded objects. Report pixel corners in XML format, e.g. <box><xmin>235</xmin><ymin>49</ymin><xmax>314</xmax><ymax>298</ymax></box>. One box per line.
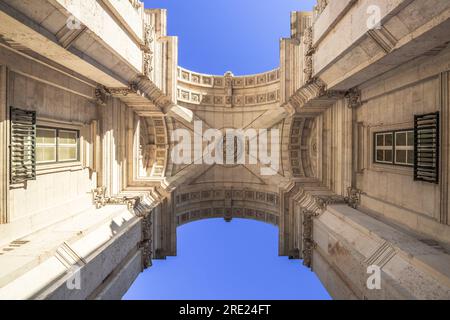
<box><xmin>1</xmin><ymin>49</ymin><xmax>99</xmax><ymax>243</ymax></box>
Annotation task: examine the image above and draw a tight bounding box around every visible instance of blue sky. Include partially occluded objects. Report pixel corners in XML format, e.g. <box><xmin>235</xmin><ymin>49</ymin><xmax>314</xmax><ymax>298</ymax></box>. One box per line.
<box><xmin>124</xmin><ymin>219</ymin><xmax>330</xmax><ymax>300</ymax></box>
<box><xmin>124</xmin><ymin>0</ymin><xmax>330</xmax><ymax>300</ymax></box>
<box><xmin>147</xmin><ymin>0</ymin><xmax>317</xmax><ymax>75</ymax></box>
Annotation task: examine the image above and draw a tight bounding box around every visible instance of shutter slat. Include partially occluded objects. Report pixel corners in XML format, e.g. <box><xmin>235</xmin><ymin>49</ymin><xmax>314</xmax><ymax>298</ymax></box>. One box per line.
<box><xmin>414</xmin><ymin>112</ymin><xmax>439</xmax><ymax>184</ymax></box>
<box><xmin>10</xmin><ymin>107</ymin><xmax>36</xmax><ymax>184</ymax></box>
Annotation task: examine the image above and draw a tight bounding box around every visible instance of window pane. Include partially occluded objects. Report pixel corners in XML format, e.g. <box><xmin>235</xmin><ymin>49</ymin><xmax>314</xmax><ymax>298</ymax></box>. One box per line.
<box><xmin>385</xmin><ymin>150</ymin><xmax>393</xmax><ymax>163</ymax></box>
<box><xmin>385</xmin><ymin>133</ymin><xmax>393</xmax><ymax>147</ymax></box>
<box><xmin>407</xmin><ymin>150</ymin><xmax>414</xmax><ymax>165</ymax></box>
<box><xmin>58</xmin><ymin>130</ymin><xmax>77</xmax><ymax>145</ymax></box>
<box><xmin>376</xmin><ymin>150</ymin><xmax>384</xmax><ymax>162</ymax></box>
<box><xmin>407</xmin><ymin>131</ymin><xmax>414</xmax><ymax>146</ymax></box>
<box><xmin>58</xmin><ymin>146</ymin><xmax>77</xmax><ymax>161</ymax></box>
<box><xmin>36</xmin><ymin>146</ymin><xmax>56</xmax><ymax>163</ymax></box>
<box><xmin>396</xmin><ymin>150</ymin><xmax>407</xmax><ymax>164</ymax></box>
<box><xmin>37</xmin><ymin>128</ymin><xmax>56</xmax><ymax>144</ymax></box>
<box><xmin>376</xmin><ymin>134</ymin><xmax>384</xmax><ymax>146</ymax></box>
<box><xmin>396</xmin><ymin>132</ymin><xmax>406</xmax><ymax>146</ymax></box>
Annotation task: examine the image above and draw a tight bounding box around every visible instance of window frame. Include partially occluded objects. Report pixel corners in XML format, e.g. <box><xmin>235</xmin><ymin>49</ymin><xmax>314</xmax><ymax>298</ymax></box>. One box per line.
<box><xmin>36</xmin><ymin>127</ymin><xmax>57</xmax><ymax>164</ymax></box>
<box><xmin>374</xmin><ymin>131</ymin><xmax>394</xmax><ymax>165</ymax></box>
<box><xmin>373</xmin><ymin>129</ymin><xmax>414</xmax><ymax>167</ymax></box>
<box><xmin>36</xmin><ymin>126</ymin><xmax>80</xmax><ymax>165</ymax></box>
<box><xmin>394</xmin><ymin>130</ymin><xmax>414</xmax><ymax>166</ymax></box>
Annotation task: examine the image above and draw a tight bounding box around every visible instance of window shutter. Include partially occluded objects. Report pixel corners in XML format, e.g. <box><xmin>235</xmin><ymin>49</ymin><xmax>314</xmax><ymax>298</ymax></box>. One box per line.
<box><xmin>414</xmin><ymin>112</ymin><xmax>439</xmax><ymax>184</ymax></box>
<box><xmin>10</xmin><ymin>107</ymin><xmax>36</xmax><ymax>184</ymax></box>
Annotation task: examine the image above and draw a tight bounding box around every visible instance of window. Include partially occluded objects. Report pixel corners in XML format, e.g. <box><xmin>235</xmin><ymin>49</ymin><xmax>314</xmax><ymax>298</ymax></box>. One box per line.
<box><xmin>395</xmin><ymin>131</ymin><xmax>414</xmax><ymax>166</ymax></box>
<box><xmin>58</xmin><ymin>130</ymin><xmax>78</xmax><ymax>161</ymax></box>
<box><xmin>375</xmin><ymin>132</ymin><xmax>393</xmax><ymax>164</ymax></box>
<box><xmin>374</xmin><ymin>130</ymin><xmax>414</xmax><ymax>166</ymax></box>
<box><xmin>36</xmin><ymin>127</ymin><xmax>79</xmax><ymax>164</ymax></box>
<box><xmin>36</xmin><ymin>128</ymin><xmax>56</xmax><ymax>163</ymax></box>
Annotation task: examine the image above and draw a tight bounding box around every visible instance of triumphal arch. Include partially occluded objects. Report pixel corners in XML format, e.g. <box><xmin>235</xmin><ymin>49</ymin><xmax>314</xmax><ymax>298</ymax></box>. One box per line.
<box><xmin>0</xmin><ymin>0</ymin><xmax>449</xmax><ymax>299</ymax></box>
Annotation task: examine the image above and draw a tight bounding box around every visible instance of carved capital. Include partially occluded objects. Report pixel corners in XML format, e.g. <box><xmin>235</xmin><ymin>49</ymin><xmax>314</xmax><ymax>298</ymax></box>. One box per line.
<box><xmin>346</xmin><ymin>89</ymin><xmax>362</xmax><ymax>109</ymax></box>
<box><xmin>95</xmin><ymin>86</ymin><xmax>108</xmax><ymax>106</ymax></box>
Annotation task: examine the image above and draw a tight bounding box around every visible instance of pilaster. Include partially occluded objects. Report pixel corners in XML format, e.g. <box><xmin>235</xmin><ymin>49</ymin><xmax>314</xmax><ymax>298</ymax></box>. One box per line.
<box><xmin>0</xmin><ymin>65</ymin><xmax>9</xmax><ymax>224</ymax></box>
<box><xmin>440</xmin><ymin>71</ymin><xmax>449</xmax><ymax>225</ymax></box>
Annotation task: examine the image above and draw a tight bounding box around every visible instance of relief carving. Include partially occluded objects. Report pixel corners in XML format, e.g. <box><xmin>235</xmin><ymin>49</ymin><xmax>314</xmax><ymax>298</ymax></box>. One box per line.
<box><xmin>302</xmin><ymin>209</ymin><xmax>319</xmax><ymax>269</ymax></box>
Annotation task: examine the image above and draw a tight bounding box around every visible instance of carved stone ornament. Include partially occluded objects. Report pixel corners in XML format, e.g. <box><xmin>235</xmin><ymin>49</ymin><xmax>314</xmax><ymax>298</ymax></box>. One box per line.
<box><xmin>139</xmin><ymin>213</ymin><xmax>153</xmax><ymax>269</ymax></box>
<box><xmin>143</xmin><ymin>52</ymin><xmax>153</xmax><ymax>79</ymax></box>
<box><xmin>128</xmin><ymin>0</ymin><xmax>142</xmax><ymax>10</ymax></box>
<box><xmin>303</xmin><ymin>26</ymin><xmax>315</xmax><ymax>81</ymax></box>
<box><xmin>92</xmin><ymin>187</ymin><xmax>141</xmax><ymax>211</ymax></box>
<box><xmin>302</xmin><ymin>209</ymin><xmax>319</xmax><ymax>269</ymax></box>
<box><xmin>304</xmin><ymin>56</ymin><xmax>313</xmax><ymax>82</ymax></box>
<box><xmin>106</xmin><ymin>82</ymin><xmax>139</xmax><ymax>96</ymax></box>
<box><xmin>314</xmin><ymin>0</ymin><xmax>328</xmax><ymax>16</ymax></box>
<box><xmin>345</xmin><ymin>187</ymin><xmax>366</xmax><ymax>209</ymax></box>
<box><xmin>143</xmin><ymin>23</ymin><xmax>154</xmax><ymax>50</ymax></box>
<box><xmin>346</xmin><ymin>89</ymin><xmax>362</xmax><ymax>109</ymax></box>
<box><xmin>95</xmin><ymin>86</ymin><xmax>108</xmax><ymax>106</ymax></box>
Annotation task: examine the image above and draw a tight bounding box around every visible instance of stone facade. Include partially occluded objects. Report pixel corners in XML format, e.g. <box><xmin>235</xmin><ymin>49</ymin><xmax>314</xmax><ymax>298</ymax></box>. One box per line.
<box><xmin>0</xmin><ymin>0</ymin><xmax>449</xmax><ymax>299</ymax></box>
